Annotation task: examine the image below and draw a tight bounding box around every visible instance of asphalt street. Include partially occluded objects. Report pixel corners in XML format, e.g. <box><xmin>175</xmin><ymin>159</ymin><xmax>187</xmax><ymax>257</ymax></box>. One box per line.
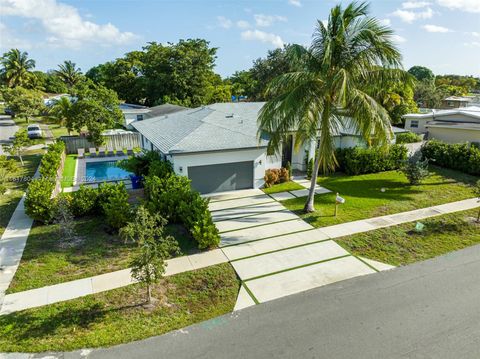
<box><xmin>0</xmin><ymin>115</ymin><xmax>18</xmax><ymax>155</ymax></box>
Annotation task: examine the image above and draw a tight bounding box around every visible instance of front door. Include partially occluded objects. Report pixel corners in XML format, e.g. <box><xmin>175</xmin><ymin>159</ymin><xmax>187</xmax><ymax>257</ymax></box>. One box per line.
<box><xmin>281</xmin><ymin>135</ymin><xmax>293</xmax><ymax>167</ymax></box>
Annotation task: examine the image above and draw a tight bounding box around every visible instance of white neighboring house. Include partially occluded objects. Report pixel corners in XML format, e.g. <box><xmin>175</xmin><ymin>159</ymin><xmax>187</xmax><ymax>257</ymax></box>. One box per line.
<box><xmin>132</xmin><ymin>102</ymin><xmax>406</xmax><ymax>194</ymax></box>
<box><xmin>403</xmin><ymin>106</ymin><xmax>480</xmax><ymax>144</ymax></box>
<box><xmin>120</xmin><ymin>103</ymin><xmax>188</xmax><ymax>129</ymax></box>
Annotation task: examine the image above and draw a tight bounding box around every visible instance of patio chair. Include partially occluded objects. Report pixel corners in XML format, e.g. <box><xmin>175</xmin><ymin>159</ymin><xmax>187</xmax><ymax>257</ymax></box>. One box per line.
<box><xmin>77</xmin><ymin>148</ymin><xmax>85</xmax><ymax>158</ymax></box>
<box><xmin>126</xmin><ymin>146</ymin><xmax>134</xmax><ymax>156</ymax></box>
<box><xmin>88</xmin><ymin>148</ymin><xmax>97</xmax><ymax>157</ymax></box>
<box><xmin>106</xmin><ymin>146</ymin><xmax>114</xmax><ymax>157</ymax></box>
<box><xmin>116</xmin><ymin>146</ymin><xmax>126</xmax><ymax>156</ymax></box>
<box><xmin>98</xmin><ymin>147</ymin><xmax>106</xmax><ymax>157</ymax></box>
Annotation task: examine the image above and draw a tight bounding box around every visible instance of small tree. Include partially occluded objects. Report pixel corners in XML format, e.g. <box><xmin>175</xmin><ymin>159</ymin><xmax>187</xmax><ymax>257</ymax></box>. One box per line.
<box><xmin>400</xmin><ymin>154</ymin><xmax>429</xmax><ymax>185</ymax></box>
<box><xmin>4</xmin><ymin>129</ymin><xmax>31</xmax><ymax>165</ymax></box>
<box><xmin>2</xmin><ymin>86</ymin><xmax>44</xmax><ymax>123</ymax></box>
<box><xmin>53</xmin><ymin>195</ymin><xmax>76</xmax><ymax>241</ymax></box>
<box><xmin>120</xmin><ymin>206</ymin><xmax>180</xmax><ymax>304</ymax></box>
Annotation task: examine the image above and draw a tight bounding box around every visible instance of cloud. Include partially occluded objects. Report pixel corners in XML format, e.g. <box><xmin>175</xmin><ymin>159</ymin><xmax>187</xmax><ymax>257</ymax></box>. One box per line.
<box><xmin>401</xmin><ymin>1</ymin><xmax>431</xmax><ymax>9</ymax></box>
<box><xmin>436</xmin><ymin>0</ymin><xmax>480</xmax><ymax>13</ymax></box>
<box><xmin>464</xmin><ymin>41</ymin><xmax>480</xmax><ymax>47</ymax></box>
<box><xmin>391</xmin><ymin>34</ymin><xmax>407</xmax><ymax>43</ymax></box>
<box><xmin>253</xmin><ymin>14</ymin><xmax>287</xmax><ymax>27</ymax></box>
<box><xmin>472</xmin><ymin>32</ymin><xmax>480</xmax><ymax>37</ymax></box>
<box><xmin>0</xmin><ymin>21</ymin><xmax>32</xmax><ymax>49</ymax></box>
<box><xmin>423</xmin><ymin>24</ymin><xmax>452</xmax><ymax>32</ymax></box>
<box><xmin>236</xmin><ymin>20</ymin><xmax>250</xmax><ymax>29</ymax></box>
<box><xmin>288</xmin><ymin>0</ymin><xmax>302</xmax><ymax>7</ymax></box>
<box><xmin>379</xmin><ymin>18</ymin><xmax>391</xmax><ymax>26</ymax></box>
<box><xmin>0</xmin><ymin>0</ymin><xmax>137</xmax><ymax>48</ymax></box>
<box><xmin>241</xmin><ymin>29</ymin><xmax>284</xmax><ymax>47</ymax></box>
<box><xmin>391</xmin><ymin>7</ymin><xmax>433</xmax><ymax>22</ymax></box>
<box><xmin>217</xmin><ymin>16</ymin><xmax>232</xmax><ymax>29</ymax></box>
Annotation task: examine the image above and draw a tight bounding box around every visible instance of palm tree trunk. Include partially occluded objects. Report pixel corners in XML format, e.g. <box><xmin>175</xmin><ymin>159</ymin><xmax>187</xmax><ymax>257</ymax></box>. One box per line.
<box><xmin>303</xmin><ymin>150</ymin><xmax>322</xmax><ymax>213</ymax></box>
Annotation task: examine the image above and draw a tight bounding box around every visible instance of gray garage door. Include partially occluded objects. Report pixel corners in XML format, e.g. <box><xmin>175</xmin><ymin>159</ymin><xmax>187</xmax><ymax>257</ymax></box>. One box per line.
<box><xmin>188</xmin><ymin>161</ymin><xmax>254</xmax><ymax>194</ymax></box>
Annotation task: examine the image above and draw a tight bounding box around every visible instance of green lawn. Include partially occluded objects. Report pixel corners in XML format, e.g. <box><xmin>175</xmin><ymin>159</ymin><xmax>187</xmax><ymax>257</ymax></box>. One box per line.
<box><xmin>12</xmin><ymin>116</ymin><xmax>76</xmax><ymax>139</ymax></box>
<box><xmin>0</xmin><ymin>263</ymin><xmax>239</xmax><ymax>353</ymax></box>
<box><xmin>7</xmin><ymin>217</ymin><xmax>199</xmax><ymax>294</ymax></box>
<box><xmin>336</xmin><ymin>209</ymin><xmax>480</xmax><ymax>266</ymax></box>
<box><xmin>0</xmin><ymin>151</ymin><xmax>42</xmax><ymax>237</ymax></box>
<box><xmin>262</xmin><ymin>181</ymin><xmax>305</xmax><ymax>194</ymax></box>
<box><xmin>60</xmin><ymin>154</ymin><xmax>76</xmax><ymax>188</ymax></box>
<box><xmin>283</xmin><ymin>166</ymin><xmax>478</xmax><ymax>228</ymax></box>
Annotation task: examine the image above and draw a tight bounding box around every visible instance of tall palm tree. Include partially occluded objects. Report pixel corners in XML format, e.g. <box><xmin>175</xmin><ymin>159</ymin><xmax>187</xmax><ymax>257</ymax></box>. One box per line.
<box><xmin>48</xmin><ymin>96</ymin><xmax>73</xmax><ymax>134</ymax></box>
<box><xmin>55</xmin><ymin>60</ymin><xmax>82</xmax><ymax>88</ymax></box>
<box><xmin>258</xmin><ymin>2</ymin><xmax>411</xmax><ymax>213</ymax></box>
<box><xmin>0</xmin><ymin>49</ymin><xmax>36</xmax><ymax>88</ymax></box>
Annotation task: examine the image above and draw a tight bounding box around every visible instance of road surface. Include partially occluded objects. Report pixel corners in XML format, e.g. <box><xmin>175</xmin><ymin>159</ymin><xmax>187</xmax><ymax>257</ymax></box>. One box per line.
<box><xmin>0</xmin><ymin>115</ymin><xmax>18</xmax><ymax>155</ymax></box>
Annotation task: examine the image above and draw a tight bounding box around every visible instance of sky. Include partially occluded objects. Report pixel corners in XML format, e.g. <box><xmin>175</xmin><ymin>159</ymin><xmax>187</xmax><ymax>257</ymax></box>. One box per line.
<box><xmin>0</xmin><ymin>0</ymin><xmax>479</xmax><ymax>77</ymax></box>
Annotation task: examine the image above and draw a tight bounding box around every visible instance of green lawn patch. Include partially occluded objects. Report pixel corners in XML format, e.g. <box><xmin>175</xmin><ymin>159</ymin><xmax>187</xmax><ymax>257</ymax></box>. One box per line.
<box><xmin>262</xmin><ymin>181</ymin><xmax>304</xmax><ymax>194</ymax></box>
<box><xmin>336</xmin><ymin>209</ymin><xmax>480</xmax><ymax>266</ymax></box>
<box><xmin>0</xmin><ymin>263</ymin><xmax>239</xmax><ymax>353</ymax></box>
<box><xmin>7</xmin><ymin>217</ymin><xmax>199</xmax><ymax>294</ymax></box>
<box><xmin>0</xmin><ymin>151</ymin><xmax>42</xmax><ymax>237</ymax></box>
<box><xmin>283</xmin><ymin>166</ymin><xmax>478</xmax><ymax>228</ymax></box>
<box><xmin>60</xmin><ymin>154</ymin><xmax>76</xmax><ymax>188</ymax></box>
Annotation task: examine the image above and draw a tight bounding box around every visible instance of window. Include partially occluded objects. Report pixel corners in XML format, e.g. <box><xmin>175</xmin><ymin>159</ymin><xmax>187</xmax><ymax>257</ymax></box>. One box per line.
<box><xmin>410</xmin><ymin>120</ymin><xmax>419</xmax><ymax>128</ymax></box>
<box><xmin>136</xmin><ymin>114</ymin><xmax>144</xmax><ymax>121</ymax></box>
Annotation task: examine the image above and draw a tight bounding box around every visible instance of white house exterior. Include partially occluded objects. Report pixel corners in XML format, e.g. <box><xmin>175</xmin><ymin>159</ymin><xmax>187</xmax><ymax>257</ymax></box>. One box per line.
<box><xmin>403</xmin><ymin>106</ymin><xmax>480</xmax><ymax>144</ymax></box>
<box><xmin>132</xmin><ymin>102</ymin><xmax>404</xmax><ymax>193</ymax></box>
<box><xmin>120</xmin><ymin>103</ymin><xmax>151</xmax><ymax>128</ymax></box>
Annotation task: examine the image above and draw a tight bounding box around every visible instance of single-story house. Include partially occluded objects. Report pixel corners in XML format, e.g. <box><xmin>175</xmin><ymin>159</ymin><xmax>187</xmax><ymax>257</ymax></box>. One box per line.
<box><xmin>120</xmin><ymin>103</ymin><xmax>188</xmax><ymax>128</ymax></box>
<box><xmin>441</xmin><ymin>96</ymin><xmax>473</xmax><ymax>109</ymax></box>
<box><xmin>403</xmin><ymin>106</ymin><xmax>480</xmax><ymax>144</ymax></box>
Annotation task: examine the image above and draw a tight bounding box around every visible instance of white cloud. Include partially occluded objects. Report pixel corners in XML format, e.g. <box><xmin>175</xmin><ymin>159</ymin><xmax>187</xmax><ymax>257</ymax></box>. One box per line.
<box><xmin>241</xmin><ymin>29</ymin><xmax>284</xmax><ymax>47</ymax></box>
<box><xmin>391</xmin><ymin>7</ymin><xmax>433</xmax><ymax>23</ymax></box>
<box><xmin>464</xmin><ymin>41</ymin><xmax>480</xmax><ymax>47</ymax></box>
<box><xmin>217</xmin><ymin>16</ymin><xmax>232</xmax><ymax>29</ymax></box>
<box><xmin>437</xmin><ymin>0</ymin><xmax>480</xmax><ymax>13</ymax></box>
<box><xmin>472</xmin><ymin>32</ymin><xmax>480</xmax><ymax>37</ymax></box>
<box><xmin>379</xmin><ymin>18</ymin><xmax>391</xmax><ymax>26</ymax></box>
<box><xmin>288</xmin><ymin>0</ymin><xmax>302</xmax><ymax>7</ymax></box>
<box><xmin>0</xmin><ymin>21</ymin><xmax>32</xmax><ymax>49</ymax></box>
<box><xmin>321</xmin><ymin>19</ymin><xmax>328</xmax><ymax>27</ymax></box>
<box><xmin>0</xmin><ymin>0</ymin><xmax>136</xmax><ymax>48</ymax></box>
<box><xmin>402</xmin><ymin>1</ymin><xmax>431</xmax><ymax>9</ymax></box>
<box><xmin>423</xmin><ymin>24</ymin><xmax>452</xmax><ymax>32</ymax></box>
<box><xmin>236</xmin><ymin>20</ymin><xmax>250</xmax><ymax>29</ymax></box>
<box><xmin>254</xmin><ymin>14</ymin><xmax>287</xmax><ymax>27</ymax></box>
<box><xmin>391</xmin><ymin>34</ymin><xmax>407</xmax><ymax>43</ymax></box>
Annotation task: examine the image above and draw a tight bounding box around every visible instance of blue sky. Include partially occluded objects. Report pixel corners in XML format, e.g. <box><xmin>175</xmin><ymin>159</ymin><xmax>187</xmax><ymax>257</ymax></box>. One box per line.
<box><xmin>1</xmin><ymin>0</ymin><xmax>479</xmax><ymax>77</ymax></box>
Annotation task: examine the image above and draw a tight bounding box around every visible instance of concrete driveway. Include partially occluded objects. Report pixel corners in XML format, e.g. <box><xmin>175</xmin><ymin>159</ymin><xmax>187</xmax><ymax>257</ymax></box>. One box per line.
<box><xmin>208</xmin><ymin>189</ymin><xmax>389</xmax><ymax>307</ymax></box>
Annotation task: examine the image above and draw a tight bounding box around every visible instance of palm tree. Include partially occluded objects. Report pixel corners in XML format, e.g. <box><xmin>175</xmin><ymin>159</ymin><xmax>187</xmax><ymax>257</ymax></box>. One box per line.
<box><xmin>0</xmin><ymin>49</ymin><xmax>35</xmax><ymax>88</ymax></box>
<box><xmin>48</xmin><ymin>96</ymin><xmax>73</xmax><ymax>134</ymax></box>
<box><xmin>258</xmin><ymin>2</ymin><xmax>411</xmax><ymax>213</ymax></box>
<box><xmin>55</xmin><ymin>60</ymin><xmax>82</xmax><ymax>87</ymax></box>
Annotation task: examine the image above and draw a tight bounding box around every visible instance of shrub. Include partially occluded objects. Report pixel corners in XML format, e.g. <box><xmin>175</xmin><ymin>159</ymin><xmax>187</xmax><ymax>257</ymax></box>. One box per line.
<box><xmin>25</xmin><ymin>178</ymin><xmax>55</xmax><ymax>222</ymax></box>
<box><xmin>39</xmin><ymin>141</ymin><xmax>65</xmax><ymax>180</ymax></box>
<box><xmin>421</xmin><ymin>140</ymin><xmax>480</xmax><ymax>176</ymax></box>
<box><xmin>399</xmin><ymin>155</ymin><xmax>430</xmax><ymax>185</ymax></box>
<box><xmin>70</xmin><ymin>185</ymin><xmax>99</xmax><ymax>217</ymax></box>
<box><xmin>118</xmin><ymin>150</ymin><xmax>172</xmax><ymax>177</ymax></box>
<box><xmin>395</xmin><ymin>132</ymin><xmax>422</xmax><ymax>144</ymax></box>
<box><xmin>53</xmin><ymin>194</ymin><xmax>76</xmax><ymax>241</ymax></box>
<box><xmin>335</xmin><ymin>145</ymin><xmax>408</xmax><ymax>175</ymax></box>
<box><xmin>306</xmin><ymin>158</ymin><xmax>314</xmax><ymax>179</ymax></box>
<box><xmin>264</xmin><ymin>169</ymin><xmax>279</xmax><ymax>188</ymax></box>
<box><xmin>286</xmin><ymin>161</ymin><xmax>292</xmax><ymax>178</ymax></box>
<box><xmin>99</xmin><ymin>182</ymin><xmax>131</xmax><ymax>230</ymax></box>
<box><xmin>279</xmin><ymin>167</ymin><xmax>290</xmax><ymax>183</ymax></box>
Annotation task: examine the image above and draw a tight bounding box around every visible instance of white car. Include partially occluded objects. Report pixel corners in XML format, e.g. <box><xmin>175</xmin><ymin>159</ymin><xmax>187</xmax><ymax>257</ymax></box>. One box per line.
<box><xmin>27</xmin><ymin>124</ymin><xmax>43</xmax><ymax>139</ymax></box>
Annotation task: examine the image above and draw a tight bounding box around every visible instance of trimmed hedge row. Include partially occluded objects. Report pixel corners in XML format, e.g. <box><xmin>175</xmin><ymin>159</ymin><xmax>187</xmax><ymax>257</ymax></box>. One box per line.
<box><xmin>25</xmin><ymin>141</ymin><xmax>65</xmax><ymax>222</ymax></box>
<box><xmin>421</xmin><ymin>140</ymin><xmax>480</xmax><ymax>176</ymax></box>
<box><xmin>144</xmin><ymin>174</ymin><xmax>219</xmax><ymax>249</ymax></box>
<box><xmin>395</xmin><ymin>132</ymin><xmax>422</xmax><ymax>144</ymax></box>
<box><xmin>335</xmin><ymin>144</ymin><xmax>408</xmax><ymax>175</ymax></box>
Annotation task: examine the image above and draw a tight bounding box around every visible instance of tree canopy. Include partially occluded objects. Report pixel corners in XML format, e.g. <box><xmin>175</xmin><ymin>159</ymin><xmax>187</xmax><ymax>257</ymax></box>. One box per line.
<box><xmin>408</xmin><ymin>66</ymin><xmax>435</xmax><ymax>83</ymax></box>
<box><xmin>0</xmin><ymin>49</ymin><xmax>36</xmax><ymax>88</ymax></box>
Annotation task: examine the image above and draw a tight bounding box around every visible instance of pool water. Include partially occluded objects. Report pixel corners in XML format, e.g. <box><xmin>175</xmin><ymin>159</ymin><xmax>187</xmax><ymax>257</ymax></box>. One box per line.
<box><xmin>86</xmin><ymin>161</ymin><xmax>132</xmax><ymax>182</ymax></box>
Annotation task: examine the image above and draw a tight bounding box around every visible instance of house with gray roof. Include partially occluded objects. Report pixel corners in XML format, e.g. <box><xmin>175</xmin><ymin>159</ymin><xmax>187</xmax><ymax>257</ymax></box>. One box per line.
<box><xmin>132</xmin><ymin>102</ymin><xmax>405</xmax><ymax>193</ymax></box>
<box><xmin>120</xmin><ymin>103</ymin><xmax>188</xmax><ymax>129</ymax></box>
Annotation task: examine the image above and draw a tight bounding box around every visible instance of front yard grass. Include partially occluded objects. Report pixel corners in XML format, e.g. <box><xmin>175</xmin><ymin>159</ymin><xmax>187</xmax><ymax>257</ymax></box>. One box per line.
<box><xmin>60</xmin><ymin>154</ymin><xmax>76</xmax><ymax>188</ymax></box>
<box><xmin>0</xmin><ymin>151</ymin><xmax>42</xmax><ymax>237</ymax></box>
<box><xmin>0</xmin><ymin>263</ymin><xmax>239</xmax><ymax>353</ymax></box>
<box><xmin>262</xmin><ymin>181</ymin><xmax>304</xmax><ymax>194</ymax></box>
<box><xmin>283</xmin><ymin>166</ymin><xmax>478</xmax><ymax>228</ymax></box>
<box><xmin>336</xmin><ymin>209</ymin><xmax>480</xmax><ymax>266</ymax></box>
<box><xmin>7</xmin><ymin>217</ymin><xmax>198</xmax><ymax>294</ymax></box>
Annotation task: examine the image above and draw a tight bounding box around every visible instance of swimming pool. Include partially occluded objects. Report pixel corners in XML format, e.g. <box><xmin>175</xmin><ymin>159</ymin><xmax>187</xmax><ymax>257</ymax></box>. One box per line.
<box><xmin>85</xmin><ymin>161</ymin><xmax>132</xmax><ymax>182</ymax></box>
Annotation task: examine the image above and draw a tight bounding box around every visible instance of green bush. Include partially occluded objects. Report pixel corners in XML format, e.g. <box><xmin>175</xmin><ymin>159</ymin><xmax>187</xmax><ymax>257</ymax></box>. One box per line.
<box><xmin>421</xmin><ymin>140</ymin><xmax>480</xmax><ymax>176</ymax></box>
<box><xmin>400</xmin><ymin>155</ymin><xmax>430</xmax><ymax>185</ymax></box>
<box><xmin>306</xmin><ymin>158</ymin><xmax>314</xmax><ymax>179</ymax></box>
<box><xmin>98</xmin><ymin>182</ymin><xmax>131</xmax><ymax>230</ymax></box>
<box><xmin>335</xmin><ymin>144</ymin><xmax>408</xmax><ymax>175</ymax></box>
<box><xmin>118</xmin><ymin>150</ymin><xmax>172</xmax><ymax>177</ymax></box>
<box><xmin>395</xmin><ymin>132</ymin><xmax>422</xmax><ymax>144</ymax></box>
<box><xmin>39</xmin><ymin>141</ymin><xmax>65</xmax><ymax>180</ymax></box>
<box><xmin>25</xmin><ymin>178</ymin><xmax>55</xmax><ymax>222</ymax></box>
<box><xmin>70</xmin><ymin>185</ymin><xmax>99</xmax><ymax>217</ymax></box>
<box><xmin>144</xmin><ymin>174</ymin><xmax>219</xmax><ymax>249</ymax></box>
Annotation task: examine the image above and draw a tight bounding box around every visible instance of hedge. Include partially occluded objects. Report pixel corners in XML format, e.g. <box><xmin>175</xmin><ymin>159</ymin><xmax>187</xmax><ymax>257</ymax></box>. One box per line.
<box><xmin>39</xmin><ymin>141</ymin><xmax>65</xmax><ymax>180</ymax></box>
<box><xmin>421</xmin><ymin>140</ymin><xmax>480</xmax><ymax>176</ymax></box>
<box><xmin>335</xmin><ymin>144</ymin><xmax>408</xmax><ymax>175</ymax></box>
<box><xmin>144</xmin><ymin>174</ymin><xmax>219</xmax><ymax>249</ymax></box>
<box><xmin>395</xmin><ymin>132</ymin><xmax>422</xmax><ymax>144</ymax></box>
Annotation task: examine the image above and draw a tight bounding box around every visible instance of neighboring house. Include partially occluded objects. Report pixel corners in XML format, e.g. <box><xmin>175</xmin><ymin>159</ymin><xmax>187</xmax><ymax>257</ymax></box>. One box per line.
<box><xmin>132</xmin><ymin>102</ymin><xmax>407</xmax><ymax>194</ymax></box>
<box><xmin>43</xmin><ymin>93</ymin><xmax>73</xmax><ymax>107</ymax></box>
<box><xmin>441</xmin><ymin>96</ymin><xmax>473</xmax><ymax>109</ymax></box>
<box><xmin>403</xmin><ymin>106</ymin><xmax>480</xmax><ymax>144</ymax></box>
<box><xmin>120</xmin><ymin>103</ymin><xmax>188</xmax><ymax>128</ymax></box>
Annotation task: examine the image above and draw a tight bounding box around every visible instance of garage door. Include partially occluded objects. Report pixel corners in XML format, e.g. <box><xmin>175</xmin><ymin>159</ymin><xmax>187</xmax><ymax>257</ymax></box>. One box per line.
<box><xmin>188</xmin><ymin>161</ymin><xmax>254</xmax><ymax>194</ymax></box>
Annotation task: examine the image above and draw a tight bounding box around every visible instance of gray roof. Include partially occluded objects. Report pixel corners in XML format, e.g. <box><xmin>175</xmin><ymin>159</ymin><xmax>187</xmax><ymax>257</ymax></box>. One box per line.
<box><xmin>144</xmin><ymin>104</ymin><xmax>189</xmax><ymax>119</ymax></box>
<box><xmin>132</xmin><ymin>102</ymin><xmax>268</xmax><ymax>154</ymax></box>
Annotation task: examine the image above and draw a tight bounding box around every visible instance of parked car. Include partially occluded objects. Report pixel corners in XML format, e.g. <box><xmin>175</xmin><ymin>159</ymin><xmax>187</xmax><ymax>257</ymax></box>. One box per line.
<box><xmin>27</xmin><ymin>124</ymin><xmax>43</xmax><ymax>139</ymax></box>
<box><xmin>4</xmin><ymin>108</ymin><xmax>14</xmax><ymax>116</ymax></box>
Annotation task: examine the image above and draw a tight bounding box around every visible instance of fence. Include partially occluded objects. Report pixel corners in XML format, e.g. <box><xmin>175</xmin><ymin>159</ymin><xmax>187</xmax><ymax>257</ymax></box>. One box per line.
<box><xmin>60</xmin><ymin>132</ymin><xmax>141</xmax><ymax>154</ymax></box>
